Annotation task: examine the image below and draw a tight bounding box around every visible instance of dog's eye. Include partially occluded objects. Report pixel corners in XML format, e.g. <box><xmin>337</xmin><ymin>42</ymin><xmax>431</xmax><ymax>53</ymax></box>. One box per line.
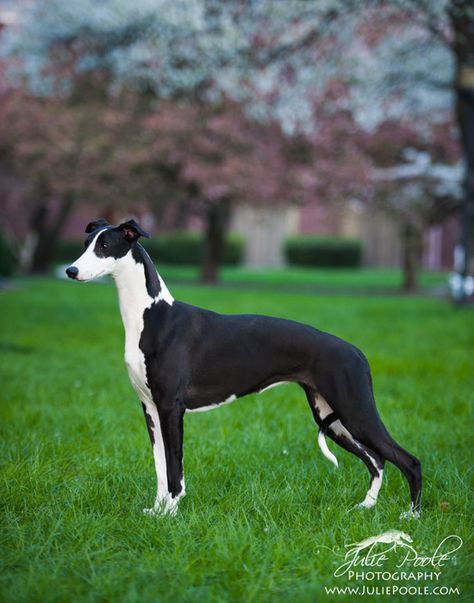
<box><xmin>101</xmin><ymin>241</ymin><xmax>108</xmax><ymax>249</ymax></box>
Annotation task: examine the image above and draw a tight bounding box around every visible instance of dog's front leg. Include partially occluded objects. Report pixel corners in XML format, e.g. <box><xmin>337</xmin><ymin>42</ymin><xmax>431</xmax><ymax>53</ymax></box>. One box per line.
<box><xmin>141</xmin><ymin>399</ymin><xmax>185</xmax><ymax>515</ymax></box>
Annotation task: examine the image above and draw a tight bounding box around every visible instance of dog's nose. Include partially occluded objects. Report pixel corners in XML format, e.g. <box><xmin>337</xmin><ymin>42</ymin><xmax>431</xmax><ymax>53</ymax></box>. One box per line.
<box><xmin>66</xmin><ymin>266</ymin><xmax>79</xmax><ymax>279</ymax></box>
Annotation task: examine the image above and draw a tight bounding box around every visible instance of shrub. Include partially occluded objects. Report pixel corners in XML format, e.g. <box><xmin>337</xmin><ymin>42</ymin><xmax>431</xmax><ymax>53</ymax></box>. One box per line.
<box><xmin>54</xmin><ymin>240</ymin><xmax>84</xmax><ymax>264</ymax></box>
<box><xmin>55</xmin><ymin>232</ymin><xmax>244</xmax><ymax>266</ymax></box>
<box><xmin>284</xmin><ymin>235</ymin><xmax>362</xmax><ymax>267</ymax></box>
<box><xmin>0</xmin><ymin>232</ymin><xmax>17</xmax><ymax>277</ymax></box>
<box><xmin>143</xmin><ymin>232</ymin><xmax>243</xmax><ymax>266</ymax></box>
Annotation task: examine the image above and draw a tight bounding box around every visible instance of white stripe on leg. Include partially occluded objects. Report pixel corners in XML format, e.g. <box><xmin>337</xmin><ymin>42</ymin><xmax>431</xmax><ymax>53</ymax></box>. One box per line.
<box><xmin>142</xmin><ymin>400</ymin><xmax>176</xmax><ymax>515</ymax></box>
<box><xmin>312</xmin><ymin>393</ymin><xmax>384</xmax><ymax>510</ymax></box>
<box><xmin>357</xmin><ymin>469</ymin><xmax>384</xmax><ymax>508</ymax></box>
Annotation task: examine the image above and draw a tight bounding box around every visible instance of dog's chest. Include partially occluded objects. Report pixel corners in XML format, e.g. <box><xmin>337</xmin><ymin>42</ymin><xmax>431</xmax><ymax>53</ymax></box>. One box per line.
<box><xmin>124</xmin><ymin>333</ymin><xmax>152</xmax><ymax>402</ymax></box>
<box><xmin>117</xmin><ymin>281</ymin><xmax>155</xmax><ymax>402</ymax></box>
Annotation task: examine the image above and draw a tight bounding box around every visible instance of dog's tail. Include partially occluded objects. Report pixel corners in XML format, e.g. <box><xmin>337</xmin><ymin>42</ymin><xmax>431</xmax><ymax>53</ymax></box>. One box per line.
<box><xmin>317</xmin><ymin>413</ymin><xmax>338</xmax><ymax>468</ymax></box>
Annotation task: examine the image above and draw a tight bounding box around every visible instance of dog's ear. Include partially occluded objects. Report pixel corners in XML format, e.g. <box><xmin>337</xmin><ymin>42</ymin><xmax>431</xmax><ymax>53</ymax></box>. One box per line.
<box><xmin>85</xmin><ymin>218</ymin><xmax>111</xmax><ymax>233</ymax></box>
<box><xmin>117</xmin><ymin>219</ymin><xmax>150</xmax><ymax>242</ymax></box>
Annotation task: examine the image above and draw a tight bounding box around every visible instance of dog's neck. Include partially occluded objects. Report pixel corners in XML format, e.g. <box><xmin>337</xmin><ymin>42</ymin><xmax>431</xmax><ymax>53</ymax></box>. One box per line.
<box><xmin>112</xmin><ymin>244</ymin><xmax>174</xmax><ymax>336</ymax></box>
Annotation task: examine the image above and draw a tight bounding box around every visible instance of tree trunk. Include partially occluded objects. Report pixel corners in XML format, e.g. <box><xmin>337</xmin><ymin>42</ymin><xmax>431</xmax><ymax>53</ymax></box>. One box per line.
<box><xmin>200</xmin><ymin>199</ymin><xmax>231</xmax><ymax>284</ymax></box>
<box><xmin>450</xmin><ymin>0</ymin><xmax>474</xmax><ymax>301</ymax></box>
<box><xmin>29</xmin><ymin>197</ymin><xmax>74</xmax><ymax>274</ymax></box>
<box><xmin>401</xmin><ymin>222</ymin><xmax>423</xmax><ymax>292</ymax></box>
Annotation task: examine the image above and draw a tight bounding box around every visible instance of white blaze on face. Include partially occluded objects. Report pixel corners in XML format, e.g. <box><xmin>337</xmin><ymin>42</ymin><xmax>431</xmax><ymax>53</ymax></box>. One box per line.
<box><xmin>71</xmin><ymin>229</ymin><xmax>115</xmax><ymax>281</ymax></box>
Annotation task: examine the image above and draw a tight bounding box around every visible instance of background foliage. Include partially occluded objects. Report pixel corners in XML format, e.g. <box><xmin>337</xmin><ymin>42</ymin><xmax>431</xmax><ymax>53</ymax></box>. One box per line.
<box><xmin>1</xmin><ymin>0</ymin><xmax>471</xmax><ymax>287</ymax></box>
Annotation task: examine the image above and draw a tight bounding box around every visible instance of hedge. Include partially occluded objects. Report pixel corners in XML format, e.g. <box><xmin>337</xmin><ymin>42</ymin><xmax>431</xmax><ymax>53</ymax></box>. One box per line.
<box><xmin>284</xmin><ymin>235</ymin><xmax>362</xmax><ymax>267</ymax></box>
<box><xmin>0</xmin><ymin>232</ymin><xmax>16</xmax><ymax>277</ymax></box>
<box><xmin>54</xmin><ymin>232</ymin><xmax>244</xmax><ymax>266</ymax></box>
<box><xmin>54</xmin><ymin>240</ymin><xmax>86</xmax><ymax>264</ymax></box>
<box><xmin>143</xmin><ymin>233</ymin><xmax>243</xmax><ymax>265</ymax></box>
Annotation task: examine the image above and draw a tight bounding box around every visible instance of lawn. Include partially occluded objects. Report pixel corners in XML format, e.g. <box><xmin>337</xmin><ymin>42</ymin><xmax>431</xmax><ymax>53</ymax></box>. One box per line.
<box><xmin>0</xmin><ymin>276</ymin><xmax>472</xmax><ymax>603</ymax></box>
<box><xmin>149</xmin><ymin>265</ymin><xmax>449</xmax><ymax>294</ymax></box>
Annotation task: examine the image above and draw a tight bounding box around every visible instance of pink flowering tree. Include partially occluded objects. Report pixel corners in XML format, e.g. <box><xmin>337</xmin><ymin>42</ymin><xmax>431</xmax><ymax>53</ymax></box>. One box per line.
<box><xmin>0</xmin><ymin>89</ymin><xmax>167</xmax><ymax>272</ymax></box>
<box><xmin>145</xmin><ymin>100</ymin><xmax>318</xmax><ymax>282</ymax></box>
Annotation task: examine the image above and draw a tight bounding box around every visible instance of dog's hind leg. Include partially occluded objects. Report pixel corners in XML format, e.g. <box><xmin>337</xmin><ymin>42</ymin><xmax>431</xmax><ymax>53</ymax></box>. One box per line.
<box><xmin>325</xmin><ymin>372</ymin><xmax>422</xmax><ymax>516</ymax></box>
<box><xmin>304</xmin><ymin>387</ymin><xmax>385</xmax><ymax>509</ymax></box>
<box><xmin>362</xmin><ymin>434</ymin><xmax>422</xmax><ymax>517</ymax></box>
<box><xmin>308</xmin><ymin>353</ymin><xmax>422</xmax><ymax>516</ymax></box>
<box><xmin>330</xmin><ymin>427</ymin><xmax>385</xmax><ymax>509</ymax></box>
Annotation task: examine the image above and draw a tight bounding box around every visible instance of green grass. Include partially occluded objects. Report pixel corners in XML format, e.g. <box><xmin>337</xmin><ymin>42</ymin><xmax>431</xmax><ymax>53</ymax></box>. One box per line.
<box><xmin>156</xmin><ymin>265</ymin><xmax>448</xmax><ymax>293</ymax></box>
<box><xmin>1</xmin><ymin>277</ymin><xmax>472</xmax><ymax>603</ymax></box>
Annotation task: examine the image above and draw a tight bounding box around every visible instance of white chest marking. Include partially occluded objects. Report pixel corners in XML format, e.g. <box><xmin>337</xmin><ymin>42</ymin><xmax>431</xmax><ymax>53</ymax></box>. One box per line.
<box><xmin>113</xmin><ymin>250</ymin><xmax>173</xmax><ymax>402</ymax></box>
<box><xmin>125</xmin><ymin>343</ymin><xmax>150</xmax><ymax>401</ymax></box>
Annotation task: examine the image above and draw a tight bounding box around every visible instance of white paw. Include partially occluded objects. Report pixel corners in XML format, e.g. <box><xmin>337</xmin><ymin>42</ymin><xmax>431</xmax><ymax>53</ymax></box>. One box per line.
<box><xmin>399</xmin><ymin>508</ymin><xmax>421</xmax><ymax>520</ymax></box>
<box><xmin>353</xmin><ymin>500</ymin><xmax>376</xmax><ymax>510</ymax></box>
<box><xmin>142</xmin><ymin>504</ymin><xmax>178</xmax><ymax>517</ymax></box>
<box><xmin>143</xmin><ymin>496</ymin><xmax>179</xmax><ymax>517</ymax></box>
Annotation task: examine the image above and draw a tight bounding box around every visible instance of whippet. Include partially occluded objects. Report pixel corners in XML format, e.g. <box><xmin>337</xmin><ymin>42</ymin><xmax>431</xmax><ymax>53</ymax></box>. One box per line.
<box><xmin>66</xmin><ymin>219</ymin><xmax>422</xmax><ymax>517</ymax></box>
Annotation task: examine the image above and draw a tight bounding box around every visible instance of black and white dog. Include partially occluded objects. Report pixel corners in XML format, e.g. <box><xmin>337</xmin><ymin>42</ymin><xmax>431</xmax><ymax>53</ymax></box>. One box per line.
<box><xmin>66</xmin><ymin>219</ymin><xmax>422</xmax><ymax>517</ymax></box>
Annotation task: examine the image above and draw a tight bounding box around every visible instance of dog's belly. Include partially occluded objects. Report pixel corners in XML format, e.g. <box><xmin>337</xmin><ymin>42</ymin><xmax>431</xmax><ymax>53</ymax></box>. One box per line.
<box><xmin>185</xmin><ymin>381</ymin><xmax>291</xmax><ymax>413</ymax></box>
<box><xmin>184</xmin><ymin>376</ymin><xmax>294</xmax><ymax>411</ymax></box>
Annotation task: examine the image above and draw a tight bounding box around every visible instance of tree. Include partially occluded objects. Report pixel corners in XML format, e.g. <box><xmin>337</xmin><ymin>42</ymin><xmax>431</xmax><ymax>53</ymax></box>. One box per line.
<box><xmin>342</xmin><ymin>1</ymin><xmax>471</xmax><ymax>295</ymax></box>
<box><xmin>2</xmin><ymin>0</ymin><xmax>346</xmax><ymax>282</ymax></box>
<box><xmin>248</xmin><ymin>0</ymin><xmax>468</xmax><ymax>291</ymax></box>
<box><xmin>373</xmin><ymin>148</ymin><xmax>462</xmax><ymax>291</ymax></box>
<box><xmin>355</xmin><ymin>117</ymin><xmax>461</xmax><ymax>290</ymax></box>
<box><xmin>1</xmin><ymin>0</ymin><xmax>341</xmax><ymax>280</ymax></box>
<box><xmin>0</xmin><ymin>88</ymin><xmax>165</xmax><ymax>272</ymax></box>
<box><xmin>145</xmin><ymin>100</ymin><xmax>317</xmax><ymax>282</ymax></box>
<box><xmin>449</xmin><ymin>0</ymin><xmax>474</xmax><ymax>300</ymax></box>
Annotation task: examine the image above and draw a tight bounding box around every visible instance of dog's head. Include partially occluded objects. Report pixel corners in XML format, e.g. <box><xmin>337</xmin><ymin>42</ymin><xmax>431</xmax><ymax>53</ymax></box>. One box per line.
<box><xmin>65</xmin><ymin>219</ymin><xmax>149</xmax><ymax>281</ymax></box>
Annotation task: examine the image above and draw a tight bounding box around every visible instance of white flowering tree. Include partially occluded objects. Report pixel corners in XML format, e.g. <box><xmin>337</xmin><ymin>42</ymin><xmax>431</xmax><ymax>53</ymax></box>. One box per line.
<box><xmin>374</xmin><ymin>149</ymin><xmax>463</xmax><ymax>290</ymax></box>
